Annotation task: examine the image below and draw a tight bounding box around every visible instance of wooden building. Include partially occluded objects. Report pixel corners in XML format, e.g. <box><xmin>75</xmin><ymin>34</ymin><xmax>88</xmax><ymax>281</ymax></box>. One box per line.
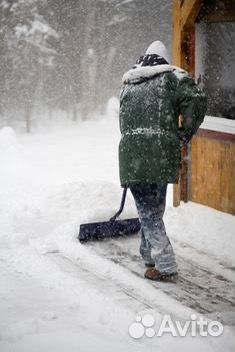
<box><xmin>172</xmin><ymin>0</ymin><xmax>235</xmax><ymax>215</ymax></box>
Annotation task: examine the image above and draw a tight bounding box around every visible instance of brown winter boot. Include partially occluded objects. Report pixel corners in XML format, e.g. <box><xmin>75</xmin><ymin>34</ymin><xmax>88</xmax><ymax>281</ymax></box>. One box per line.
<box><xmin>144</xmin><ymin>267</ymin><xmax>178</xmax><ymax>283</ymax></box>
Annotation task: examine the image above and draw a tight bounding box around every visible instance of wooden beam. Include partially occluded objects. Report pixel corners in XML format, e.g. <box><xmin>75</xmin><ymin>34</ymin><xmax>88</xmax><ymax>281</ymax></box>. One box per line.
<box><xmin>173</xmin><ymin>183</ymin><xmax>181</xmax><ymax>207</ymax></box>
<box><xmin>180</xmin><ymin>145</ymin><xmax>189</xmax><ymax>202</ymax></box>
<box><xmin>180</xmin><ymin>0</ymin><xmax>202</xmax><ymax>28</ymax></box>
<box><xmin>202</xmin><ymin>12</ymin><xmax>235</xmax><ymax>23</ymax></box>
<box><xmin>172</xmin><ymin>0</ymin><xmax>182</xmax><ymax>67</ymax></box>
<box><xmin>172</xmin><ymin>1</ymin><xmax>198</xmax><ymax>73</ymax></box>
<box><xmin>172</xmin><ymin>0</ymin><xmax>182</xmax><ymax>206</ymax></box>
<box><xmin>172</xmin><ymin>1</ymin><xmax>199</xmax><ymax>206</ymax></box>
<box><xmin>181</xmin><ymin>25</ymin><xmax>196</xmax><ymax>76</ymax></box>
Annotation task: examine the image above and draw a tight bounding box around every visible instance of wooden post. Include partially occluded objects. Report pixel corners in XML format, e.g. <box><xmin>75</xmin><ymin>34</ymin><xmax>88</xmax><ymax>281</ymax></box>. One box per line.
<box><xmin>172</xmin><ymin>0</ymin><xmax>182</xmax><ymax>207</ymax></box>
<box><xmin>180</xmin><ymin>26</ymin><xmax>196</xmax><ymax>202</ymax></box>
<box><xmin>172</xmin><ymin>0</ymin><xmax>202</xmax><ymax>206</ymax></box>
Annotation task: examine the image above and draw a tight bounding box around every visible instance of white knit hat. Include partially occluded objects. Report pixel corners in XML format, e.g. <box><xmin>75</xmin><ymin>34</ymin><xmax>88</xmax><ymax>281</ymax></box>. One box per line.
<box><xmin>145</xmin><ymin>41</ymin><xmax>169</xmax><ymax>62</ymax></box>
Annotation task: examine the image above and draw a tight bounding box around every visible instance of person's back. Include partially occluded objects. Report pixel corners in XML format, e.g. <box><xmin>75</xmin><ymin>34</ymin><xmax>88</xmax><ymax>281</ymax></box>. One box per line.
<box><xmin>118</xmin><ymin>41</ymin><xmax>207</xmax><ymax>282</ymax></box>
<box><xmin>119</xmin><ymin>42</ymin><xmax>206</xmax><ymax>187</ymax></box>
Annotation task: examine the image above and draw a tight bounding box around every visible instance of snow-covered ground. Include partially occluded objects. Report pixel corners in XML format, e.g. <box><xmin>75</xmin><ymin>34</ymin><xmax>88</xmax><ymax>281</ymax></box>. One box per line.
<box><xmin>0</xmin><ymin>111</ymin><xmax>234</xmax><ymax>352</ymax></box>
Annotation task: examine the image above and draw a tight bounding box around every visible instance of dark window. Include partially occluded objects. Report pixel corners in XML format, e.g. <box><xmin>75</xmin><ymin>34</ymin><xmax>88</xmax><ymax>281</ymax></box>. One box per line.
<box><xmin>196</xmin><ymin>22</ymin><xmax>235</xmax><ymax>120</ymax></box>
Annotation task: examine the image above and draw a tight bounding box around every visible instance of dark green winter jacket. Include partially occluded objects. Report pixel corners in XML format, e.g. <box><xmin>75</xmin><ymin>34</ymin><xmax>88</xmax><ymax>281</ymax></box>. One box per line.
<box><xmin>119</xmin><ymin>64</ymin><xmax>207</xmax><ymax>186</ymax></box>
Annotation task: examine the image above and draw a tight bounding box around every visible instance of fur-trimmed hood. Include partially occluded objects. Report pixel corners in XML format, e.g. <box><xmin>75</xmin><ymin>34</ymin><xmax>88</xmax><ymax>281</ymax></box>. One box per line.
<box><xmin>122</xmin><ymin>64</ymin><xmax>188</xmax><ymax>84</ymax></box>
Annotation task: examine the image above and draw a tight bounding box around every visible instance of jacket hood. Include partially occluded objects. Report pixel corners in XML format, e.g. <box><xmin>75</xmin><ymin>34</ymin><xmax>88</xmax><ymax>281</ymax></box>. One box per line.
<box><xmin>122</xmin><ymin>64</ymin><xmax>188</xmax><ymax>84</ymax></box>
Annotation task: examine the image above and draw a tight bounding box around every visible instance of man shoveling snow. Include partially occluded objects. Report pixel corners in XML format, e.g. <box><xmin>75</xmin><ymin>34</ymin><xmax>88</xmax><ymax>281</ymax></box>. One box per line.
<box><xmin>119</xmin><ymin>40</ymin><xmax>207</xmax><ymax>282</ymax></box>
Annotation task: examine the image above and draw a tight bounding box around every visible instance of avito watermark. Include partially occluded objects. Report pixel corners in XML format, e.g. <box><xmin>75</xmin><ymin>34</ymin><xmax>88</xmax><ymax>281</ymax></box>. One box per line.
<box><xmin>129</xmin><ymin>314</ymin><xmax>223</xmax><ymax>339</ymax></box>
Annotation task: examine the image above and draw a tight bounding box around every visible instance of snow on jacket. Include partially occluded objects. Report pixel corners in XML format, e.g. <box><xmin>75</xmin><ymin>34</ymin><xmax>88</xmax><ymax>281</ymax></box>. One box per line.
<box><xmin>118</xmin><ymin>56</ymin><xmax>207</xmax><ymax>187</ymax></box>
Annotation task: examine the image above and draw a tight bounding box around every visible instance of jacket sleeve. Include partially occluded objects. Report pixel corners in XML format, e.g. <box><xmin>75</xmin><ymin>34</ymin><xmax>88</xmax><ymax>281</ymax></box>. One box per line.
<box><xmin>175</xmin><ymin>77</ymin><xmax>207</xmax><ymax>144</ymax></box>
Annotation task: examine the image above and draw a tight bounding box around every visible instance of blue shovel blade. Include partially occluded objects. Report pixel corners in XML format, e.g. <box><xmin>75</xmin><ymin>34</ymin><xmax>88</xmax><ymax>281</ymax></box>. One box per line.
<box><xmin>78</xmin><ymin>218</ymin><xmax>140</xmax><ymax>242</ymax></box>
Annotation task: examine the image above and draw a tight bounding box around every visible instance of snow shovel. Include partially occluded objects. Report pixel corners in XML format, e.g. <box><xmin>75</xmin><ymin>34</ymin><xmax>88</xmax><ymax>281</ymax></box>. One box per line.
<box><xmin>78</xmin><ymin>187</ymin><xmax>140</xmax><ymax>242</ymax></box>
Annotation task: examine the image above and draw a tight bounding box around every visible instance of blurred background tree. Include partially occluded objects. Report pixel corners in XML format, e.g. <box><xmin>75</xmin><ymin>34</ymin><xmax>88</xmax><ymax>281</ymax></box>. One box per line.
<box><xmin>0</xmin><ymin>0</ymin><xmax>171</xmax><ymax>131</ymax></box>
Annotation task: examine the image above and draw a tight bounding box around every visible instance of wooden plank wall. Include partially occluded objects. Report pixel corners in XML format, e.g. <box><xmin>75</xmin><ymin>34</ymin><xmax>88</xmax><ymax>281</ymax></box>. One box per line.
<box><xmin>190</xmin><ymin>135</ymin><xmax>235</xmax><ymax>215</ymax></box>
